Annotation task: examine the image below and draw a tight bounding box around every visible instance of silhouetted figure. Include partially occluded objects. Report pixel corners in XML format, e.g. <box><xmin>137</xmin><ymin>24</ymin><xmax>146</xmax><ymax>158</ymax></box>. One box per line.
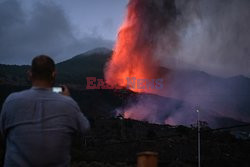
<box><xmin>0</xmin><ymin>55</ymin><xmax>90</xmax><ymax>167</ymax></box>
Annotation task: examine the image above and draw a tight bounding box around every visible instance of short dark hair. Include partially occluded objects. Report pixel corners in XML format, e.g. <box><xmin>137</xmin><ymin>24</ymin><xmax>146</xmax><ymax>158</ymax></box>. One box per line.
<box><xmin>31</xmin><ymin>55</ymin><xmax>55</xmax><ymax>81</ymax></box>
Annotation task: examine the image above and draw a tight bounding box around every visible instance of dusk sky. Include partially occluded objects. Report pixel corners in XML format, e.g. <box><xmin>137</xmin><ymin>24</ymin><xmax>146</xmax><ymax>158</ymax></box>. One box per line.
<box><xmin>0</xmin><ymin>0</ymin><xmax>128</xmax><ymax>64</ymax></box>
<box><xmin>0</xmin><ymin>0</ymin><xmax>249</xmax><ymax>77</ymax></box>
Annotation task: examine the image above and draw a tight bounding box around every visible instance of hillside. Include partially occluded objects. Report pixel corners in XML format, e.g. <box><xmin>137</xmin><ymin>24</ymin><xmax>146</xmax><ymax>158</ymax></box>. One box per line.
<box><xmin>0</xmin><ymin>86</ymin><xmax>250</xmax><ymax>167</ymax></box>
<box><xmin>0</xmin><ymin>47</ymin><xmax>112</xmax><ymax>86</ymax></box>
<box><xmin>1</xmin><ymin>48</ymin><xmax>250</xmax><ymax>166</ymax></box>
<box><xmin>56</xmin><ymin>48</ymin><xmax>112</xmax><ymax>85</ymax></box>
<box><xmin>0</xmin><ymin>47</ymin><xmax>250</xmax><ymax>127</ymax></box>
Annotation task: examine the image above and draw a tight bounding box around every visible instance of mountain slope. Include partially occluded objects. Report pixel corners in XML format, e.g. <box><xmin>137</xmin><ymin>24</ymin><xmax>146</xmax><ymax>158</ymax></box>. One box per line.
<box><xmin>0</xmin><ymin>48</ymin><xmax>112</xmax><ymax>85</ymax></box>
<box><xmin>56</xmin><ymin>48</ymin><xmax>112</xmax><ymax>85</ymax></box>
<box><xmin>0</xmin><ymin>47</ymin><xmax>250</xmax><ymax>127</ymax></box>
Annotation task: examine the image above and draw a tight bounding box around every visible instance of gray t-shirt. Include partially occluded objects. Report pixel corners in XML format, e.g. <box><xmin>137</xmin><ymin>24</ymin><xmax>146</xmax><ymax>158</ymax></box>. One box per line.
<box><xmin>0</xmin><ymin>87</ymin><xmax>90</xmax><ymax>167</ymax></box>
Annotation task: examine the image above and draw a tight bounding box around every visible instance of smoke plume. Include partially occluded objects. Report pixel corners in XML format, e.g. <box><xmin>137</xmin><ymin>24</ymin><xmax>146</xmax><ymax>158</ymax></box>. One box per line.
<box><xmin>106</xmin><ymin>0</ymin><xmax>250</xmax><ymax>127</ymax></box>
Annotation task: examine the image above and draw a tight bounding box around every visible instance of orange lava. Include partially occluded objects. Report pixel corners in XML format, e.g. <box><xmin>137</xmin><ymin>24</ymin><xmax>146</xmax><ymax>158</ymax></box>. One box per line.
<box><xmin>104</xmin><ymin>1</ymin><xmax>159</xmax><ymax>93</ymax></box>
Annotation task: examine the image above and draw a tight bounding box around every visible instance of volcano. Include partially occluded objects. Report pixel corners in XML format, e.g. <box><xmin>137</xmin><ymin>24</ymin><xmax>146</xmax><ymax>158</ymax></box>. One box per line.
<box><xmin>0</xmin><ymin>48</ymin><xmax>250</xmax><ymax>128</ymax></box>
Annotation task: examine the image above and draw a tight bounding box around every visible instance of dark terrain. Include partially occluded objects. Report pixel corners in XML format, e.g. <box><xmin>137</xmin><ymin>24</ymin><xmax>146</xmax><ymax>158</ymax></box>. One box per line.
<box><xmin>0</xmin><ymin>48</ymin><xmax>250</xmax><ymax>167</ymax></box>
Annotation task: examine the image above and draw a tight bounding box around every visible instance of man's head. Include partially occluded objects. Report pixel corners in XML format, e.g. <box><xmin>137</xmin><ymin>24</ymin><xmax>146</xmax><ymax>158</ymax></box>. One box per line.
<box><xmin>29</xmin><ymin>55</ymin><xmax>56</xmax><ymax>86</ymax></box>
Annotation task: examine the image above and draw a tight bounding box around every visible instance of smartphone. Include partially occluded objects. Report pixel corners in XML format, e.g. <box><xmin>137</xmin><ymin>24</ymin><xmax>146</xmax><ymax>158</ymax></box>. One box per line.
<box><xmin>52</xmin><ymin>87</ymin><xmax>63</xmax><ymax>93</ymax></box>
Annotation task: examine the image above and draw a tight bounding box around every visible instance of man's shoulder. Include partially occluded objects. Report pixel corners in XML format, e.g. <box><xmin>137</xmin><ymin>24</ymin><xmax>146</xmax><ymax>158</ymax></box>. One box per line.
<box><xmin>5</xmin><ymin>89</ymin><xmax>79</xmax><ymax>109</ymax></box>
<box><xmin>4</xmin><ymin>89</ymin><xmax>31</xmax><ymax>104</ymax></box>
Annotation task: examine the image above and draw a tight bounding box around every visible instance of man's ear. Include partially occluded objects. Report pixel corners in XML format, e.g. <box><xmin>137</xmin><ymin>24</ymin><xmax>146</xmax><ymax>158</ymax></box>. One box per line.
<box><xmin>27</xmin><ymin>70</ymin><xmax>32</xmax><ymax>81</ymax></box>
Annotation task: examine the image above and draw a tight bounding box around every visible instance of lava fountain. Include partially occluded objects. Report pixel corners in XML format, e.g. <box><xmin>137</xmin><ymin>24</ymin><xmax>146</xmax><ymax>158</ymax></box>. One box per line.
<box><xmin>105</xmin><ymin>0</ymin><xmax>177</xmax><ymax>93</ymax></box>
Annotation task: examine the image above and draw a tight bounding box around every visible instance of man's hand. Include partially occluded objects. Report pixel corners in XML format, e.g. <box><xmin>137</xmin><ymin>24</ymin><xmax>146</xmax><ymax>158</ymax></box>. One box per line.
<box><xmin>61</xmin><ymin>85</ymin><xmax>70</xmax><ymax>96</ymax></box>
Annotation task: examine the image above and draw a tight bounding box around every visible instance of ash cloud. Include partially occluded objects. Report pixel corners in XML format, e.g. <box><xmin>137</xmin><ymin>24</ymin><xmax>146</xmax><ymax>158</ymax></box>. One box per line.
<box><xmin>115</xmin><ymin>0</ymin><xmax>250</xmax><ymax>127</ymax></box>
<box><xmin>163</xmin><ymin>0</ymin><xmax>250</xmax><ymax>126</ymax></box>
<box><xmin>0</xmin><ymin>0</ymin><xmax>113</xmax><ymax>64</ymax></box>
<box><xmin>166</xmin><ymin>0</ymin><xmax>250</xmax><ymax>77</ymax></box>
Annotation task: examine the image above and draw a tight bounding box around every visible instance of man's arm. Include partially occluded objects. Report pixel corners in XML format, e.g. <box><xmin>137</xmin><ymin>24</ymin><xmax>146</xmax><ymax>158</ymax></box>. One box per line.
<box><xmin>0</xmin><ymin>109</ymin><xmax>3</xmax><ymax>137</ymax></box>
<box><xmin>0</xmin><ymin>99</ymin><xmax>8</xmax><ymax>138</ymax></box>
<box><xmin>61</xmin><ymin>85</ymin><xmax>90</xmax><ymax>134</ymax></box>
<box><xmin>67</xmin><ymin>98</ymin><xmax>90</xmax><ymax>134</ymax></box>
<box><xmin>75</xmin><ymin>110</ymin><xmax>90</xmax><ymax>135</ymax></box>
<box><xmin>0</xmin><ymin>96</ymin><xmax>10</xmax><ymax>167</ymax></box>
<box><xmin>0</xmin><ymin>93</ymin><xmax>16</xmax><ymax>138</ymax></box>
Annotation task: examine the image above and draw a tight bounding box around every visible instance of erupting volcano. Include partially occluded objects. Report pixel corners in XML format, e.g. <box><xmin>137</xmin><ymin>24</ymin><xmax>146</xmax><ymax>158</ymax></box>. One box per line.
<box><xmin>105</xmin><ymin>0</ymin><xmax>177</xmax><ymax>93</ymax></box>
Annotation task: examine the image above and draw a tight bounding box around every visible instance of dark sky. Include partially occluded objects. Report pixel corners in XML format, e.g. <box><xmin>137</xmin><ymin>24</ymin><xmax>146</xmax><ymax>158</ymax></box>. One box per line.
<box><xmin>0</xmin><ymin>0</ymin><xmax>249</xmax><ymax>77</ymax></box>
<box><xmin>0</xmin><ymin>0</ymin><xmax>128</xmax><ymax>64</ymax></box>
